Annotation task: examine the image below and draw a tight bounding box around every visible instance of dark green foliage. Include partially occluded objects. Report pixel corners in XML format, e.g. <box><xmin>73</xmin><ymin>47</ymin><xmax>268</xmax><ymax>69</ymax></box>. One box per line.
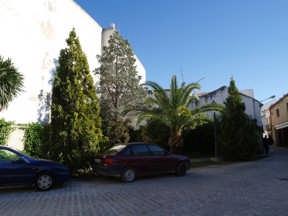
<box><xmin>106</xmin><ymin>115</ymin><xmax>130</xmax><ymax>145</ymax></box>
<box><xmin>0</xmin><ymin>56</ymin><xmax>23</xmax><ymax>109</ymax></box>
<box><xmin>141</xmin><ymin>120</ymin><xmax>170</xmax><ymax>148</ymax></box>
<box><xmin>0</xmin><ymin>119</ymin><xmax>12</xmax><ymax>145</ymax></box>
<box><xmin>128</xmin><ymin>127</ymin><xmax>143</xmax><ymax>143</ymax></box>
<box><xmin>23</xmin><ymin>123</ymin><xmax>46</xmax><ymax>157</ymax></box>
<box><xmin>183</xmin><ymin>122</ymin><xmax>215</xmax><ymax>157</ymax></box>
<box><xmin>96</xmin><ymin>31</ymin><xmax>146</xmax><ymax>145</ymax></box>
<box><xmin>219</xmin><ymin>79</ymin><xmax>262</xmax><ymax>161</ymax></box>
<box><xmin>50</xmin><ymin>29</ymin><xmax>106</xmax><ymax>171</ymax></box>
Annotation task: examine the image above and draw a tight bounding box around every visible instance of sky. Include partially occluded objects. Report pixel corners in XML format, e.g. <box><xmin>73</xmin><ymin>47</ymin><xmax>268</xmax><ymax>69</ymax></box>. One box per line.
<box><xmin>75</xmin><ymin>0</ymin><xmax>288</xmax><ymax>101</ymax></box>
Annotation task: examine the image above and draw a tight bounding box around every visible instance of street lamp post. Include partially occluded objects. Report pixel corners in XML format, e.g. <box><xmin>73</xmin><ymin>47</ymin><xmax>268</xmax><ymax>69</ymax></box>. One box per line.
<box><xmin>213</xmin><ymin>112</ymin><xmax>219</xmax><ymax>162</ymax></box>
<box><xmin>260</xmin><ymin>95</ymin><xmax>276</xmax><ymax>103</ymax></box>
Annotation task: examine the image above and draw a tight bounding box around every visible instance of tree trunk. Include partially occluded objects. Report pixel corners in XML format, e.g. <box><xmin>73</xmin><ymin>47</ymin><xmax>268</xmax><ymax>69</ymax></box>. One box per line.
<box><xmin>168</xmin><ymin>129</ymin><xmax>183</xmax><ymax>153</ymax></box>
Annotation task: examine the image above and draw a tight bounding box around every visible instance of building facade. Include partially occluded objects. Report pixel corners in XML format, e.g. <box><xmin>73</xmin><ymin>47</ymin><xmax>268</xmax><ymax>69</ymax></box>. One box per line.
<box><xmin>190</xmin><ymin>86</ymin><xmax>263</xmax><ymax>126</ymax></box>
<box><xmin>269</xmin><ymin>94</ymin><xmax>288</xmax><ymax>147</ymax></box>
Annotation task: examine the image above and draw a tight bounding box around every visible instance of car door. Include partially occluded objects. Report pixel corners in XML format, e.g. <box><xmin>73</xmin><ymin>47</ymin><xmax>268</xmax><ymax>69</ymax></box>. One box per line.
<box><xmin>0</xmin><ymin>149</ymin><xmax>35</xmax><ymax>186</ymax></box>
<box><xmin>147</xmin><ymin>144</ymin><xmax>175</xmax><ymax>173</ymax></box>
<box><xmin>128</xmin><ymin>144</ymin><xmax>154</xmax><ymax>176</ymax></box>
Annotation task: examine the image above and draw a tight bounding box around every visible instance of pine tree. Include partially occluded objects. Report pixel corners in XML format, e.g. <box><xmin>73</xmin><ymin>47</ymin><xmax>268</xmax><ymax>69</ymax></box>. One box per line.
<box><xmin>219</xmin><ymin>79</ymin><xmax>261</xmax><ymax>161</ymax></box>
<box><xmin>96</xmin><ymin>31</ymin><xmax>146</xmax><ymax>145</ymax></box>
<box><xmin>50</xmin><ymin>29</ymin><xmax>106</xmax><ymax>171</ymax></box>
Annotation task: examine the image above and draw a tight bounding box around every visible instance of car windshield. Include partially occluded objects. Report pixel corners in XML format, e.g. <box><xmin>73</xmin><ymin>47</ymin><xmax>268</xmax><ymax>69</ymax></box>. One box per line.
<box><xmin>0</xmin><ymin>148</ymin><xmax>32</xmax><ymax>161</ymax></box>
<box><xmin>104</xmin><ymin>145</ymin><xmax>126</xmax><ymax>155</ymax></box>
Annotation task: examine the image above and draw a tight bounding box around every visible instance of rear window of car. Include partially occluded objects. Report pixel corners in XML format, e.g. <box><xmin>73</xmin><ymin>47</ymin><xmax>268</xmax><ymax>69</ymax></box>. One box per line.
<box><xmin>104</xmin><ymin>145</ymin><xmax>127</xmax><ymax>155</ymax></box>
<box><xmin>147</xmin><ymin>145</ymin><xmax>166</xmax><ymax>156</ymax></box>
<box><xmin>131</xmin><ymin>145</ymin><xmax>151</xmax><ymax>156</ymax></box>
<box><xmin>118</xmin><ymin>147</ymin><xmax>132</xmax><ymax>156</ymax></box>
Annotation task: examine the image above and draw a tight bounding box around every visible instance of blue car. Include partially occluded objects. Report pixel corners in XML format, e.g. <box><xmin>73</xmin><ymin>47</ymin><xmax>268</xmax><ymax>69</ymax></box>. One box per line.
<box><xmin>0</xmin><ymin>146</ymin><xmax>70</xmax><ymax>191</ymax></box>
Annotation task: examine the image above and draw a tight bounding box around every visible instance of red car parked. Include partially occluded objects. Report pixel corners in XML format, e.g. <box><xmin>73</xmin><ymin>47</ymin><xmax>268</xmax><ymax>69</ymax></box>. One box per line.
<box><xmin>93</xmin><ymin>142</ymin><xmax>191</xmax><ymax>182</ymax></box>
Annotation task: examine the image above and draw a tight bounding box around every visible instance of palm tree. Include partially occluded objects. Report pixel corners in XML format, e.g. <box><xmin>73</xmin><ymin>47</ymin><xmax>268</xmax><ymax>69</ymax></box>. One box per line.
<box><xmin>137</xmin><ymin>75</ymin><xmax>222</xmax><ymax>153</ymax></box>
<box><xmin>0</xmin><ymin>56</ymin><xmax>23</xmax><ymax>110</ymax></box>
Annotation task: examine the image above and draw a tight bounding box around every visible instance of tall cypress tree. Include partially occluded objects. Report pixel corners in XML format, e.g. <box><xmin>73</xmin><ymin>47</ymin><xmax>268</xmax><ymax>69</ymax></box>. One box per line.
<box><xmin>96</xmin><ymin>31</ymin><xmax>146</xmax><ymax>145</ymax></box>
<box><xmin>51</xmin><ymin>29</ymin><xmax>105</xmax><ymax>171</ymax></box>
<box><xmin>219</xmin><ymin>79</ymin><xmax>261</xmax><ymax>161</ymax></box>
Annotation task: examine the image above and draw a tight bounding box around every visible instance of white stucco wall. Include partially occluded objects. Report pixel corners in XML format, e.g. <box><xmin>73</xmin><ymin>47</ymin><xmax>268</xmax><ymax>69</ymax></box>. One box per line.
<box><xmin>0</xmin><ymin>0</ymin><xmax>146</xmax><ymax>124</ymax></box>
<box><xmin>0</xmin><ymin>0</ymin><xmax>103</xmax><ymax>123</ymax></box>
<box><xmin>6</xmin><ymin>127</ymin><xmax>25</xmax><ymax>151</ymax></box>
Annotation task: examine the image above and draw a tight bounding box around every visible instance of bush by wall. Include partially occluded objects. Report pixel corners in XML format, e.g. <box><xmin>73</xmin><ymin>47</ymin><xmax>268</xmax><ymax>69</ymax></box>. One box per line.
<box><xmin>0</xmin><ymin>118</ymin><xmax>13</xmax><ymax>145</ymax></box>
<box><xmin>23</xmin><ymin>122</ymin><xmax>46</xmax><ymax>157</ymax></box>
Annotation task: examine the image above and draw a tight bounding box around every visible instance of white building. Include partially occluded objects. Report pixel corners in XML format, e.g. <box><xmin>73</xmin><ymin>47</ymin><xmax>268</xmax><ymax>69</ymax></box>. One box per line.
<box><xmin>190</xmin><ymin>86</ymin><xmax>263</xmax><ymax>126</ymax></box>
<box><xmin>0</xmin><ymin>0</ymin><xmax>146</xmax><ymax>149</ymax></box>
<box><xmin>0</xmin><ymin>0</ymin><xmax>146</xmax><ymax>124</ymax></box>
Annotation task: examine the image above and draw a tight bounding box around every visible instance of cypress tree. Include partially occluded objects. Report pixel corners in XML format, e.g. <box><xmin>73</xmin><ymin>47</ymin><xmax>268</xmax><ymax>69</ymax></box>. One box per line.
<box><xmin>50</xmin><ymin>29</ymin><xmax>105</xmax><ymax>171</ymax></box>
<box><xmin>219</xmin><ymin>79</ymin><xmax>261</xmax><ymax>161</ymax></box>
<box><xmin>96</xmin><ymin>31</ymin><xmax>146</xmax><ymax>145</ymax></box>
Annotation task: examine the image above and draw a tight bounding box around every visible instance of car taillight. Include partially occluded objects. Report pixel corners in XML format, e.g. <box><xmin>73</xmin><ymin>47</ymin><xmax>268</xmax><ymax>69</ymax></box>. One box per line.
<box><xmin>102</xmin><ymin>158</ymin><xmax>114</xmax><ymax>166</ymax></box>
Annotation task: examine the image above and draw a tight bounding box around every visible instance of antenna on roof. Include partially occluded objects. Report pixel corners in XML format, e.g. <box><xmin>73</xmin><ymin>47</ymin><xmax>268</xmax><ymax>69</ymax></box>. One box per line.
<box><xmin>179</xmin><ymin>65</ymin><xmax>184</xmax><ymax>83</ymax></box>
<box><xmin>196</xmin><ymin>77</ymin><xmax>206</xmax><ymax>83</ymax></box>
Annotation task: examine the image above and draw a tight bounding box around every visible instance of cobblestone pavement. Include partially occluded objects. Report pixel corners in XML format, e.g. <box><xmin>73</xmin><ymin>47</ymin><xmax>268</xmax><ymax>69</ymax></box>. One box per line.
<box><xmin>1</xmin><ymin>148</ymin><xmax>288</xmax><ymax>216</ymax></box>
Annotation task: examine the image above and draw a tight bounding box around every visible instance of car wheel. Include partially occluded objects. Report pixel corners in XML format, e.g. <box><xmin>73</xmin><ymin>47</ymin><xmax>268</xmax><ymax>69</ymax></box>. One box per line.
<box><xmin>121</xmin><ymin>169</ymin><xmax>136</xmax><ymax>182</ymax></box>
<box><xmin>175</xmin><ymin>162</ymin><xmax>187</xmax><ymax>176</ymax></box>
<box><xmin>36</xmin><ymin>173</ymin><xmax>53</xmax><ymax>191</ymax></box>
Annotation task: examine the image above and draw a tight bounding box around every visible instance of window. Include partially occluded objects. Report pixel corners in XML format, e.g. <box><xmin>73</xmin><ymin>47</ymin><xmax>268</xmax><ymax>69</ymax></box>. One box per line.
<box><xmin>131</xmin><ymin>145</ymin><xmax>151</xmax><ymax>156</ymax></box>
<box><xmin>286</xmin><ymin>103</ymin><xmax>288</xmax><ymax>112</ymax></box>
<box><xmin>104</xmin><ymin>145</ymin><xmax>126</xmax><ymax>155</ymax></box>
<box><xmin>276</xmin><ymin>109</ymin><xmax>280</xmax><ymax>117</ymax></box>
<box><xmin>119</xmin><ymin>147</ymin><xmax>132</xmax><ymax>156</ymax></box>
<box><xmin>0</xmin><ymin>149</ymin><xmax>20</xmax><ymax>161</ymax></box>
<box><xmin>147</xmin><ymin>145</ymin><xmax>166</xmax><ymax>156</ymax></box>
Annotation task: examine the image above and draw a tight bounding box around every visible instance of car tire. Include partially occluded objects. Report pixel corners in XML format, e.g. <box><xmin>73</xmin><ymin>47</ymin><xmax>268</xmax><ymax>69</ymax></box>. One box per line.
<box><xmin>36</xmin><ymin>173</ymin><xmax>53</xmax><ymax>191</ymax></box>
<box><xmin>175</xmin><ymin>162</ymin><xmax>187</xmax><ymax>176</ymax></box>
<box><xmin>121</xmin><ymin>169</ymin><xmax>136</xmax><ymax>182</ymax></box>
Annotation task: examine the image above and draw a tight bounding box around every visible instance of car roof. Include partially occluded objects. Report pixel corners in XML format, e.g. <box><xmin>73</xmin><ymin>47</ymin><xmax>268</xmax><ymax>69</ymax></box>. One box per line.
<box><xmin>0</xmin><ymin>146</ymin><xmax>14</xmax><ymax>150</ymax></box>
<box><xmin>126</xmin><ymin>142</ymin><xmax>147</xmax><ymax>146</ymax></box>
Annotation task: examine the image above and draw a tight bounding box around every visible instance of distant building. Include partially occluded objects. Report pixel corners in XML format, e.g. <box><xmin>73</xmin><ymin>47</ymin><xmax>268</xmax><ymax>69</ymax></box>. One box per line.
<box><xmin>269</xmin><ymin>94</ymin><xmax>288</xmax><ymax>147</ymax></box>
<box><xmin>261</xmin><ymin>99</ymin><xmax>277</xmax><ymax>137</ymax></box>
<box><xmin>190</xmin><ymin>86</ymin><xmax>263</xmax><ymax>126</ymax></box>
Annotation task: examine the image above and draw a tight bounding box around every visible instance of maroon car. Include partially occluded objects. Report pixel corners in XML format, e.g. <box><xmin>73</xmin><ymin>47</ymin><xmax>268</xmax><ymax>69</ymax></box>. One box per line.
<box><xmin>93</xmin><ymin>142</ymin><xmax>191</xmax><ymax>182</ymax></box>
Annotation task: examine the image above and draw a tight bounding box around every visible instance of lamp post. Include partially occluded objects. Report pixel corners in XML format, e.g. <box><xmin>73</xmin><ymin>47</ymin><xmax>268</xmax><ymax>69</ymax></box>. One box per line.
<box><xmin>213</xmin><ymin>112</ymin><xmax>219</xmax><ymax>162</ymax></box>
<box><xmin>260</xmin><ymin>95</ymin><xmax>276</xmax><ymax>103</ymax></box>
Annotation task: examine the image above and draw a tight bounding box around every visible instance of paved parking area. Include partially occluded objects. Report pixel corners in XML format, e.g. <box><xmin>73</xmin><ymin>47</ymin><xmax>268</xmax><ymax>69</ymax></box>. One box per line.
<box><xmin>0</xmin><ymin>148</ymin><xmax>288</xmax><ymax>216</ymax></box>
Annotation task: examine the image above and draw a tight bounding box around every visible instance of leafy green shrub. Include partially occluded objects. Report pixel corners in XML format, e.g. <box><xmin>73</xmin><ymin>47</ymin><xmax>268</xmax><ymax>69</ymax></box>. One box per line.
<box><xmin>141</xmin><ymin>120</ymin><xmax>170</xmax><ymax>149</ymax></box>
<box><xmin>183</xmin><ymin>122</ymin><xmax>215</xmax><ymax>157</ymax></box>
<box><xmin>23</xmin><ymin>123</ymin><xmax>45</xmax><ymax>157</ymax></box>
<box><xmin>0</xmin><ymin>118</ymin><xmax>13</xmax><ymax>145</ymax></box>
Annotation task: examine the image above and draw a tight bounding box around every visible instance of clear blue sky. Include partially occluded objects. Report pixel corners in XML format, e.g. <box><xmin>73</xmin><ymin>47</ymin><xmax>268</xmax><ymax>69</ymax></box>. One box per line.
<box><xmin>75</xmin><ymin>0</ymin><xmax>288</xmax><ymax>101</ymax></box>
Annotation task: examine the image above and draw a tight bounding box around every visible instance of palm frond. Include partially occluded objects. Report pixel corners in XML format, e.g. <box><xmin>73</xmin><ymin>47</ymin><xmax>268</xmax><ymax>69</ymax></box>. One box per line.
<box><xmin>0</xmin><ymin>57</ymin><xmax>24</xmax><ymax>109</ymax></box>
